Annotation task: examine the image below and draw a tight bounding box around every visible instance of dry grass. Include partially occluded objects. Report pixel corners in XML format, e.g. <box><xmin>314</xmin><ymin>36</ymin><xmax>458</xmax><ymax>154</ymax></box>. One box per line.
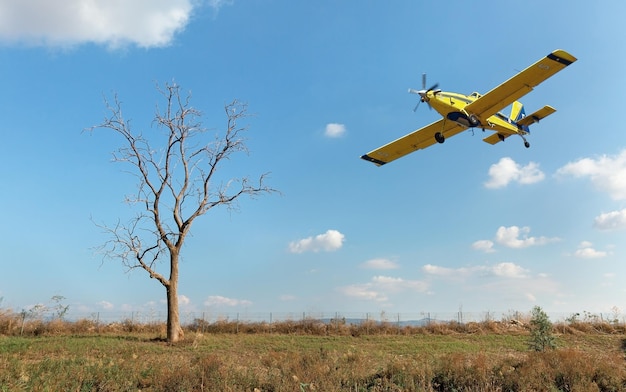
<box><xmin>1</xmin><ymin>310</ymin><xmax>625</xmax><ymax>391</ymax></box>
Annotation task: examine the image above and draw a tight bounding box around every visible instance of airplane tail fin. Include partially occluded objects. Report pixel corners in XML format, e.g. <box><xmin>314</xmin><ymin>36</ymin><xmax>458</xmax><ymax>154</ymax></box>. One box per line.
<box><xmin>510</xmin><ymin>101</ymin><xmax>530</xmax><ymax>133</ymax></box>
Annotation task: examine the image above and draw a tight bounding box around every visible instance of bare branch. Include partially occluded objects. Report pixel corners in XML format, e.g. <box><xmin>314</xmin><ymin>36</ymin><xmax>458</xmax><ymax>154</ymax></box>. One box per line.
<box><xmin>91</xmin><ymin>215</ymin><xmax>168</xmax><ymax>285</ymax></box>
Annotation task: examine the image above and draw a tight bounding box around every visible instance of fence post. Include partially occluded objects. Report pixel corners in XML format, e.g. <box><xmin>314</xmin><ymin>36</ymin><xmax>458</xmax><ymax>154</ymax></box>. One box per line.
<box><xmin>397</xmin><ymin>313</ymin><xmax>401</xmax><ymax>333</ymax></box>
<box><xmin>20</xmin><ymin>312</ymin><xmax>26</xmax><ymax>336</ymax></box>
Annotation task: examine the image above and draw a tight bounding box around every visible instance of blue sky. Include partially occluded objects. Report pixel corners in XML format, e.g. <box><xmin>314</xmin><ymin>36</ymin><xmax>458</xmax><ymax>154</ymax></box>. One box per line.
<box><xmin>1</xmin><ymin>0</ymin><xmax>625</xmax><ymax>321</ymax></box>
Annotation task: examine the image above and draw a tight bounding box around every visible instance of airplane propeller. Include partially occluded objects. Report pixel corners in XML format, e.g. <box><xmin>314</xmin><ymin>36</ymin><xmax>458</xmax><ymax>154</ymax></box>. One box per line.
<box><xmin>409</xmin><ymin>73</ymin><xmax>439</xmax><ymax>112</ymax></box>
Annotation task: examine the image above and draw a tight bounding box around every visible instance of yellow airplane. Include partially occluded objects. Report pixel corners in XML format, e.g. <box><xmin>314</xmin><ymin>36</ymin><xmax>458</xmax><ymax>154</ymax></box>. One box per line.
<box><xmin>361</xmin><ymin>49</ymin><xmax>577</xmax><ymax>166</ymax></box>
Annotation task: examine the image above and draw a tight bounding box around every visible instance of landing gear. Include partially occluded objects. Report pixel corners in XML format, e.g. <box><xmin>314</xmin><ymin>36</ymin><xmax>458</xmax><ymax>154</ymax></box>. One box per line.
<box><xmin>520</xmin><ymin>134</ymin><xmax>530</xmax><ymax>148</ymax></box>
<box><xmin>435</xmin><ymin>132</ymin><xmax>445</xmax><ymax>144</ymax></box>
<box><xmin>469</xmin><ymin>114</ymin><xmax>481</xmax><ymax>127</ymax></box>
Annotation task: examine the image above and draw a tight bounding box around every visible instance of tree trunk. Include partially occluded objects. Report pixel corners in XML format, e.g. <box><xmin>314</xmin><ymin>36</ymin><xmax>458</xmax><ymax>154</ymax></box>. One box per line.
<box><xmin>166</xmin><ymin>251</ymin><xmax>183</xmax><ymax>342</ymax></box>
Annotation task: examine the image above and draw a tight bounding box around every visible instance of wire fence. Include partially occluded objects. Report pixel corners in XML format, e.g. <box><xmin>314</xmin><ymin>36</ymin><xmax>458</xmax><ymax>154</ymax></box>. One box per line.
<box><xmin>15</xmin><ymin>309</ymin><xmax>626</xmax><ymax>326</ymax></box>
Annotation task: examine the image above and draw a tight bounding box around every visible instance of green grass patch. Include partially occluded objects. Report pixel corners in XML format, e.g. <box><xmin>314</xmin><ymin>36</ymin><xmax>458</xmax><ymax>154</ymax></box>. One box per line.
<box><xmin>1</xmin><ymin>331</ymin><xmax>624</xmax><ymax>391</ymax></box>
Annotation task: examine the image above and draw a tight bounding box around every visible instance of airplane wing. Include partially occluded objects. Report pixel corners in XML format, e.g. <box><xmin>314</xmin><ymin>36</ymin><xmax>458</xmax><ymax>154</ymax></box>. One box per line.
<box><xmin>361</xmin><ymin>119</ymin><xmax>464</xmax><ymax>166</ymax></box>
<box><xmin>465</xmin><ymin>49</ymin><xmax>576</xmax><ymax>121</ymax></box>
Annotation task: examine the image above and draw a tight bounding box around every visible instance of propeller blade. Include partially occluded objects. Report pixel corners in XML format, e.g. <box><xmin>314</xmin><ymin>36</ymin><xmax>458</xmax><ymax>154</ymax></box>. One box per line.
<box><xmin>427</xmin><ymin>83</ymin><xmax>439</xmax><ymax>92</ymax></box>
<box><xmin>411</xmin><ymin>74</ymin><xmax>439</xmax><ymax>113</ymax></box>
<box><xmin>413</xmin><ymin>100</ymin><xmax>421</xmax><ymax>112</ymax></box>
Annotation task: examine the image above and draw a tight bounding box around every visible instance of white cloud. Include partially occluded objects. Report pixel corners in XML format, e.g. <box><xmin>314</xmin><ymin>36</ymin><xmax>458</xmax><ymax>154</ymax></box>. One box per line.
<box><xmin>472</xmin><ymin>240</ymin><xmax>495</xmax><ymax>253</ymax></box>
<box><xmin>422</xmin><ymin>262</ymin><xmax>558</xmax><ymax>305</ymax></box>
<box><xmin>361</xmin><ymin>258</ymin><xmax>399</xmax><ymax>270</ymax></box>
<box><xmin>324</xmin><ymin>123</ymin><xmax>346</xmax><ymax>138</ymax></box>
<box><xmin>289</xmin><ymin>229</ymin><xmax>345</xmax><ymax>253</ymax></box>
<box><xmin>422</xmin><ymin>264</ymin><xmax>472</xmax><ymax>278</ymax></box>
<box><xmin>423</xmin><ymin>262</ymin><xmax>527</xmax><ymax>279</ymax></box>
<box><xmin>207</xmin><ymin>0</ymin><xmax>234</xmax><ymax>11</ymax></box>
<box><xmin>97</xmin><ymin>300</ymin><xmax>114</xmax><ymax>310</ymax></box>
<box><xmin>490</xmin><ymin>262</ymin><xmax>528</xmax><ymax>278</ymax></box>
<box><xmin>484</xmin><ymin>157</ymin><xmax>545</xmax><ymax>189</ymax></box>
<box><xmin>594</xmin><ymin>209</ymin><xmax>626</xmax><ymax>230</ymax></box>
<box><xmin>473</xmin><ymin>226</ymin><xmax>559</xmax><ymax>252</ymax></box>
<box><xmin>574</xmin><ymin>241</ymin><xmax>609</xmax><ymax>259</ymax></box>
<box><xmin>0</xmin><ymin>0</ymin><xmax>221</xmax><ymax>49</ymax></box>
<box><xmin>340</xmin><ymin>284</ymin><xmax>388</xmax><ymax>302</ymax></box>
<box><xmin>178</xmin><ymin>295</ymin><xmax>190</xmax><ymax>305</ymax></box>
<box><xmin>556</xmin><ymin>150</ymin><xmax>626</xmax><ymax>200</ymax></box>
<box><xmin>575</xmin><ymin>248</ymin><xmax>608</xmax><ymax>259</ymax></box>
<box><xmin>339</xmin><ymin>275</ymin><xmax>428</xmax><ymax>303</ymax></box>
<box><xmin>495</xmin><ymin>226</ymin><xmax>559</xmax><ymax>248</ymax></box>
<box><xmin>204</xmin><ymin>295</ymin><xmax>252</xmax><ymax>307</ymax></box>
<box><xmin>371</xmin><ymin>275</ymin><xmax>429</xmax><ymax>292</ymax></box>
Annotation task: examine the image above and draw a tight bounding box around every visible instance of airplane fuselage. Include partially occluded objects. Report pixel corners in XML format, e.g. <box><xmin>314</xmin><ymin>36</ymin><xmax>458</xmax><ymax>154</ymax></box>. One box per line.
<box><xmin>424</xmin><ymin>90</ymin><xmax>525</xmax><ymax>136</ymax></box>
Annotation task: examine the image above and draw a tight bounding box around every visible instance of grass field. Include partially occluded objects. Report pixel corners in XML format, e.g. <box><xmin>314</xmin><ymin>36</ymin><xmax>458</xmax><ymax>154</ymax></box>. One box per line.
<box><xmin>1</xmin><ymin>316</ymin><xmax>625</xmax><ymax>391</ymax></box>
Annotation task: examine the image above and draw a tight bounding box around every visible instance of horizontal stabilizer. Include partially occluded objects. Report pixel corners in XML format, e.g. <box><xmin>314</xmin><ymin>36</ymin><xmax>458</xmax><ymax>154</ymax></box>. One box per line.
<box><xmin>517</xmin><ymin>105</ymin><xmax>556</xmax><ymax>127</ymax></box>
<box><xmin>483</xmin><ymin>132</ymin><xmax>510</xmax><ymax>145</ymax></box>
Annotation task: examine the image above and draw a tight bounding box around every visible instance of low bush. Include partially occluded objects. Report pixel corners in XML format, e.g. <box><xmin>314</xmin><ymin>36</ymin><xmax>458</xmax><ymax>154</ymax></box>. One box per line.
<box><xmin>2</xmin><ymin>310</ymin><xmax>625</xmax><ymax>339</ymax></box>
<box><xmin>528</xmin><ymin>306</ymin><xmax>557</xmax><ymax>351</ymax></box>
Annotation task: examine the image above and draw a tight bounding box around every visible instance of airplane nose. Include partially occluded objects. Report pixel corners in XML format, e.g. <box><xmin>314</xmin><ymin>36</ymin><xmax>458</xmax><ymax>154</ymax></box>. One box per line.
<box><xmin>409</xmin><ymin>82</ymin><xmax>438</xmax><ymax>112</ymax></box>
<box><xmin>408</xmin><ymin>88</ymin><xmax>428</xmax><ymax>99</ymax></box>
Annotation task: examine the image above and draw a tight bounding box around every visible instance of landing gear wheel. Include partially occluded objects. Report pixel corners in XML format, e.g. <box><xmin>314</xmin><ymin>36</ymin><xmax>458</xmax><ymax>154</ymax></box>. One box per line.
<box><xmin>524</xmin><ymin>141</ymin><xmax>530</xmax><ymax>148</ymax></box>
<box><xmin>435</xmin><ymin>132</ymin><xmax>445</xmax><ymax>144</ymax></box>
<box><xmin>469</xmin><ymin>114</ymin><xmax>480</xmax><ymax>127</ymax></box>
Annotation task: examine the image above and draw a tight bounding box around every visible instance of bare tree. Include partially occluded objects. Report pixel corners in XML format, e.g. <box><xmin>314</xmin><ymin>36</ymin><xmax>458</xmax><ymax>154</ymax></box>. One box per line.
<box><xmin>88</xmin><ymin>83</ymin><xmax>275</xmax><ymax>342</ymax></box>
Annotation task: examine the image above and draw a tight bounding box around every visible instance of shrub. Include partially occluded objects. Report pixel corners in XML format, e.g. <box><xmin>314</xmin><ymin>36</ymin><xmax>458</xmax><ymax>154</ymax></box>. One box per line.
<box><xmin>528</xmin><ymin>306</ymin><xmax>556</xmax><ymax>351</ymax></box>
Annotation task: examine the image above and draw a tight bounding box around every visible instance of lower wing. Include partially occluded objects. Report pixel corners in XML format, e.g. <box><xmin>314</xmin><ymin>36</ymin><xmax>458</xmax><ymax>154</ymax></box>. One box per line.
<box><xmin>361</xmin><ymin>119</ymin><xmax>464</xmax><ymax>166</ymax></box>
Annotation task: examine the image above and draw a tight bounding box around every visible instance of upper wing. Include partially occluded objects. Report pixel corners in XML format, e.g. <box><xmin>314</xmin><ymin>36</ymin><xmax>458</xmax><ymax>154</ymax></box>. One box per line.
<box><xmin>361</xmin><ymin>119</ymin><xmax>464</xmax><ymax>166</ymax></box>
<box><xmin>466</xmin><ymin>49</ymin><xmax>576</xmax><ymax>120</ymax></box>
